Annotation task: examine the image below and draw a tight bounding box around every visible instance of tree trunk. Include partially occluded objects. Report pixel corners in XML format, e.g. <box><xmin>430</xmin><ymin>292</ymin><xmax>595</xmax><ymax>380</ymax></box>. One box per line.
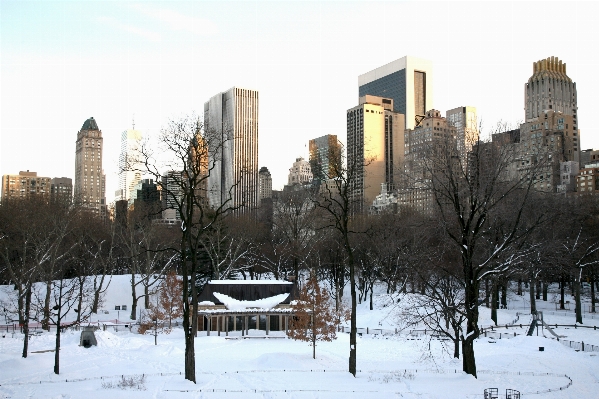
<box><xmin>462</xmin><ymin>259</ymin><xmax>478</xmax><ymax>378</ymax></box>
<box><xmin>145</xmin><ymin>283</ymin><xmax>150</xmax><ymax>309</ymax></box>
<box><xmin>54</xmin><ymin>283</ymin><xmax>63</xmax><ymax>375</ymax></box>
<box><xmin>500</xmin><ymin>281</ymin><xmax>507</xmax><ymax>309</ymax></box>
<box><xmin>92</xmin><ymin>274</ymin><xmax>107</xmax><ymax>314</ymax></box>
<box><xmin>491</xmin><ymin>281</ymin><xmax>498</xmax><ymax>325</ymax></box>
<box><xmin>542</xmin><ymin>280</ymin><xmax>548</xmax><ymax>302</ymax></box>
<box><xmin>461</xmin><ymin>336</ymin><xmax>476</xmax><ymax>377</ymax></box>
<box><xmin>560</xmin><ymin>275</ymin><xmax>566</xmax><ymax>310</ymax></box>
<box><xmin>535</xmin><ymin>280</ymin><xmax>541</xmax><ymax>300</ymax></box>
<box><xmin>347</xmin><ymin>238</ymin><xmax>357</xmax><ymax>377</ymax></box>
<box><xmin>42</xmin><ymin>280</ymin><xmax>51</xmax><ymax>331</ymax></box>
<box><xmin>484</xmin><ymin>279</ymin><xmax>490</xmax><ymax>307</ymax></box>
<box><xmin>22</xmin><ymin>285</ymin><xmax>32</xmax><ymax>358</ymax></box>
<box><xmin>529</xmin><ymin>276</ymin><xmax>536</xmax><ymax>314</ymax></box>
<box><xmin>574</xmin><ymin>277</ymin><xmax>583</xmax><ymax>324</ymax></box>
<box><xmin>130</xmin><ymin>274</ymin><xmax>137</xmax><ymax>320</ymax></box>
<box><xmin>453</xmin><ymin>330</ymin><xmax>460</xmax><ymax>359</ymax></box>
<box><xmin>369</xmin><ymin>286</ymin><xmax>373</xmax><ymax>311</ymax></box>
<box><xmin>77</xmin><ymin>278</ymin><xmax>84</xmax><ymax>323</ymax></box>
<box><xmin>517</xmin><ymin>279</ymin><xmax>522</xmax><ymax>296</ymax></box>
<box><xmin>591</xmin><ymin>272</ymin><xmax>596</xmax><ymax>313</ymax></box>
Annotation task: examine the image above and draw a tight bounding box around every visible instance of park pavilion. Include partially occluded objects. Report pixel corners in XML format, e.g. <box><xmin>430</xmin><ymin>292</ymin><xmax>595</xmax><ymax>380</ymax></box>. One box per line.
<box><xmin>196</xmin><ymin>279</ymin><xmax>299</xmax><ymax>336</ymax></box>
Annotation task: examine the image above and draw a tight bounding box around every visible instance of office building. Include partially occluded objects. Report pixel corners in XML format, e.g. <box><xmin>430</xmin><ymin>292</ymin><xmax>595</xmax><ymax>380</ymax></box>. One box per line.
<box><xmin>580</xmin><ymin>149</ymin><xmax>599</xmax><ymax>168</ymax></box>
<box><xmin>446</xmin><ymin>106</ymin><xmax>478</xmax><ymax>164</ymax></box>
<box><xmin>1</xmin><ymin>171</ymin><xmax>51</xmax><ymax>200</ymax></box>
<box><xmin>358</xmin><ymin>56</ymin><xmax>433</xmax><ymax>129</ymax></box>
<box><xmin>525</xmin><ymin>56</ymin><xmax>578</xmax><ymax>133</ymax></box>
<box><xmin>309</xmin><ymin>134</ymin><xmax>342</xmax><ymax>181</ymax></box>
<box><xmin>161</xmin><ymin>171</ymin><xmax>182</xmax><ymax>221</ymax></box>
<box><xmin>116</xmin><ymin>129</ymin><xmax>143</xmax><ymax>202</ymax></box>
<box><xmin>74</xmin><ymin>117</ymin><xmax>106</xmax><ymax>215</ymax></box>
<box><xmin>287</xmin><ymin>157</ymin><xmax>313</xmax><ymax>186</ymax></box>
<box><xmin>258</xmin><ymin>167</ymin><xmax>272</xmax><ymax>202</ymax></box>
<box><xmin>50</xmin><ymin>177</ymin><xmax>73</xmax><ymax>202</ymax></box>
<box><xmin>399</xmin><ymin>109</ymin><xmax>457</xmax><ymax>214</ymax></box>
<box><xmin>577</xmin><ymin>162</ymin><xmax>599</xmax><ymax>193</ymax></box>
<box><xmin>204</xmin><ymin>87</ymin><xmax>259</xmax><ymax>214</ymax></box>
<box><xmin>347</xmin><ymin>95</ymin><xmax>404</xmax><ymax>210</ymax></box>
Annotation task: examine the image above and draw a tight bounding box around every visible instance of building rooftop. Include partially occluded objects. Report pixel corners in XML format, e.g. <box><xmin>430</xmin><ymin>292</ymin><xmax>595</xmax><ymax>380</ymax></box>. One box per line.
<box><xmin>81</xmin><ymin>117</ymin><xmax>99</xmax><ymax>131</ymax></box>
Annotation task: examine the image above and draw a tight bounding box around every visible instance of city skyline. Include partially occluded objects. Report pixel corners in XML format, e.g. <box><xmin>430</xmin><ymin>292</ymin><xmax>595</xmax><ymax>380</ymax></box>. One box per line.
<box><xmin>2</xmin><ymin>1</ymin><xmax>598</xmax><ymax>201</ymax></box>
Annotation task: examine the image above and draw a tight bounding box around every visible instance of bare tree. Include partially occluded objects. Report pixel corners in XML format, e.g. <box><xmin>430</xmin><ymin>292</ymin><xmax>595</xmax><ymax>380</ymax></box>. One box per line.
<box><xmin>140</xmin><ymin>114</ymin><xmax>238</xmax><ymax>383</ymax></box>
<box><xmin>311</xmin><ymin>147</ymin><xmax>368</xmax><ymax>377</ymax></box>
<box><xmin>424</xmin><ymin>124</ymin><xmax>542</xmax><ymax>377</ymax></box>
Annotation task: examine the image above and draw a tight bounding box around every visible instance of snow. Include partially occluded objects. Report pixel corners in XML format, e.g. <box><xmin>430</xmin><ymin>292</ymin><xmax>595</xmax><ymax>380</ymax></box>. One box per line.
<box><xmin>212</xmin><ymin>292</ymin><xmax>289</xmax><ymax>310</ymax></box>
<box><xmin>1</xmin><ymin>276</ymin><xmax>599</xmax><ymax>398</ymax></box>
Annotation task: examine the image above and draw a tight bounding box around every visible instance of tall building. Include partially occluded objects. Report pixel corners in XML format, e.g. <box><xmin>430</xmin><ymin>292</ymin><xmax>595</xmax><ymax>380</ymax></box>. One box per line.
<box><xmin>525</xmin><ymin>56</ymin><xmax>578</xmax><ymax>132</ymax></box>
<box><xmin>204</xmin><ymin>87</ymin><xmax>259</xmax><ymax>214</ymax></box>
<box><xmin>400</xmin><ymin>109</ymin><xmax>458</xmax><ymax>214</ymax></box>
<box><xmin>116</xmin><ymin>129</ymin><xmax>143</xmax><ymax>202</ymax></box>
<box><xmin>50</xmin><ymin>177</ymin><xmax>73</xmax><ymax>202</ymax></box>
<box><xmin>74</xmin><ymin>117</ymin><xmax>106</xmax><ymax>214</ymax></box>
<box><xmin>358</xmin><ymin>56</ymin><xmax>433</xmax><ymax>129</ymax></box>
<box><xmin>161</xmin><ymin>170</ymin><xmax>182</xmax><ymax>221</ymax></box>
<box><xmin>287</xmin><ymin>157</ymin><xmax>313</xmax><ymax>186</ymax></box>
<box><xmin>1</xmin><ymin>171</ymin><xmax>51</xmax><ymax>200</ymax></box>
<box><xmin>446</xmin><ymin>106</ymin><xmax>478</xmax><ymax>164</ymax></box>
<box><xmin>309</xmin><ymin>134</ymin><xmax>342</xmax><ymax>181</ymax></box>
<box><xmin>258</xmin><ymin>166</ymin><xmax>272</xmax><ymax>203</ymax></box>
<box><xmin>346</xmin><ymin>95</ymin><xmax>404</xmax><ymax>210</ymax></box>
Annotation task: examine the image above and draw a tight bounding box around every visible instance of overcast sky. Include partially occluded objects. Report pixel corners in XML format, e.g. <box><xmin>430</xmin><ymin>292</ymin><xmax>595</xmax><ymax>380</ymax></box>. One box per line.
<box><xmin>1</xmin><ymin>1</ymin><xmax>598</xmax><ymax>199</ymax></box>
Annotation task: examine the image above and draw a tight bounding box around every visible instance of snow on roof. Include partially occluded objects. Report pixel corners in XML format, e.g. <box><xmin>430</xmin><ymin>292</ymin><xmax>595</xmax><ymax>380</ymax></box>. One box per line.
<box><xmin>208</xmin><ymin>280</ymin><xmax>292</xmax><ymax>285</ymax></box>
<box><xmin>213</xmin><ymin>292</ymin><xmax>290</xmax><ymax>311</ymax></box>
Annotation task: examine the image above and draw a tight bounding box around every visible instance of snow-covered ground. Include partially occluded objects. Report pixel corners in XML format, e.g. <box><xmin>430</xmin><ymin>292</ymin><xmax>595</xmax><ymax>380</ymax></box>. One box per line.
<box><xmin>1</xmin><ymin>276</ymin><xmax>599</xmax><ymax>398</ymax></box>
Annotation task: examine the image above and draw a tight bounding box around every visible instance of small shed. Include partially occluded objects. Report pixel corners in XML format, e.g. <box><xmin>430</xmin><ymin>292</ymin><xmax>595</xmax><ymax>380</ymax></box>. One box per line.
<box><xmin>80</xmin><ymin>326</ymin><xmax>98</xmax><ymax>348</ymax></box>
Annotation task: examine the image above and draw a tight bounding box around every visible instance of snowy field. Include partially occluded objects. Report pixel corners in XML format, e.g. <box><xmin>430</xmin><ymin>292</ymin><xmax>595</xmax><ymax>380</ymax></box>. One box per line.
<box><xmin>1</xmin><ymin>276</ymin><xmax>599</xmax><ymax>399</ymax></box>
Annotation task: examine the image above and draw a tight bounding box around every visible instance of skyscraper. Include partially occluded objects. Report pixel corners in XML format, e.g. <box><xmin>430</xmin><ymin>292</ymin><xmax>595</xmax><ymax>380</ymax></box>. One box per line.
<box><xmin>309</xmin><ymin>134</ymin><xmax>342</xmax><ymax>182</ymax></box>
<box><xmin>523</xmin><ymin>56</ymin><xmax>580</xmax><ymax>164</ymax></box>
<box><xmin>347</xmin><ymin>95</ymin><xmax>404</xmax><ymax>210</ymax></box>
<box><xmin>446</xmin><ymin>106</ymin><xmax>478</xmax><ymax>164</ymax></box>
<box><xmin>204</xmin><ymin>87</ymin><xmax>259</xmax><ymax>213</ymax></box>
<box><xmin>258</xmin><ymin>166</ymin><xmax>272</xmax><ymax>203</ymax></box>
<box><xmin>358</xmin><ymin>56</ymin><xmax>433</xmax><ymax>129</ymax></box>
<box><xmin>74</xmin><ymin>117</ymin><xmax>106</xmax><ymax>215</ymax></box>
<box><xmin>287</xmin><ymin>157</ymin><xmax>313</xmax><ymax>186</ymax></box>
<box><xmin>525</xmin><ymin>56</ymin><xmax>577</xmax><ymax>130</ymax></box>
<box><xmin>116</xmin><ymin>129</ymin><xmax>143</xmax><ymax>202</ymax></box>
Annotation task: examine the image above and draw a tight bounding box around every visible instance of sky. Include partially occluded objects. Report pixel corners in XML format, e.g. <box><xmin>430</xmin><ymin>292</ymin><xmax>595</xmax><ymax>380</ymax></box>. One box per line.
<box><xmin>1</xmin><ymin>1</ymin><xmax>598</xmax><ymax>199</ymax></box>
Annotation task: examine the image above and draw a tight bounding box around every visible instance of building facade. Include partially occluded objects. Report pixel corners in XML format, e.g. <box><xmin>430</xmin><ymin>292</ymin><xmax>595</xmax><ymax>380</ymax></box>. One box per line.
<box><xmin>74</xmin><ymin>117</ymin><xmax>106</xmax><ymax>215</ymax></box>
<box><xmin>287</xmin><ymin>157</ymin><xmax>313</xmax><ymax>186</ymax></box>
<box><xmin>258</xmin><ymin>166</ymin><xmax>272</xmax><ymax>202</ymax></box>
<box><xmin>51</xmin><ymin>177</ymin><xmax>73</xmax><ymax>202</ymax></box>
<box><xmin>116</xmin><ymin>129</ymin><xmax>143</xmax><ymax>202</ymax></box>
<box><xmin>347</xmin><ymin>95</ymin><xmax>404</xmax><ymax>210</ymax></box>
<box><xmin>446</xmin><ymin>106</ymin><xmax>478</xmax><ymax>164</ymax></box>
<box><xmin>358</xmin><ymin>56</ymin><xmax>433</xmax><ymax>129</ymax></box>
<box><xmin>525</xmin><ymin>56</ymin><xmax>578</xmax><ymax>133</ymax></box>
<box><xmin>577</xmin><ymin>162</ymin><xmax>599</xmax><ymax>193</ymax></box>
<box><xmin>400</xmin><ymin>109</ymin><xmax>458</xmax><ymax>214</ymax></box>
<box><xmin>308</xmin><ymin>134</ymin><xmax>342</xmax><ymax>181</ymax></box>
<box><xmin>1</xmin><ymin>171</ymin><xmax>51</xmax><ymax>200</ymax></box>
<box><xmin>204</xmin><ymin>87</ymin><xmax>259</xmax><ymax>214</ymax></box>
